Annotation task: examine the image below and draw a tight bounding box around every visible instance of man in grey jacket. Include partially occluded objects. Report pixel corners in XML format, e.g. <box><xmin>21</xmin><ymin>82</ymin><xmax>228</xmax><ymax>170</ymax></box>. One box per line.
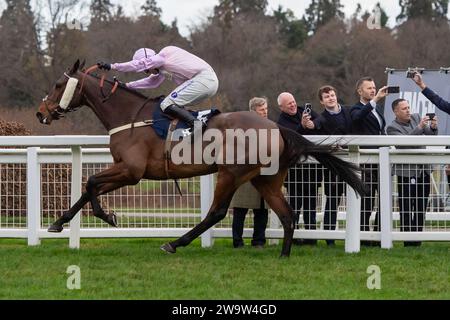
<box><xmin>387</xmin><ymin>98</ymin><xmax>438</xmax><ymax>247</ymax></box>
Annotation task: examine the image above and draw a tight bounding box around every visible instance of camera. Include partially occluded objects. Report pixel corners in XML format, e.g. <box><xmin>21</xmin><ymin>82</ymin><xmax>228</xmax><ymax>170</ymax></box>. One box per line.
<box><xmin>387</xmin><ymin>86</ymin><xmax>400</xmax><ymax>94</ymax></box>
<box><xmin>304</xmin><ymin>103</ymin><xmax>312</xmax><ymax>114</ymax></box>
<box><xmin>426</xmin><ymin>113</ymin><xmax>435</xmax><ymax>120</ymax></box>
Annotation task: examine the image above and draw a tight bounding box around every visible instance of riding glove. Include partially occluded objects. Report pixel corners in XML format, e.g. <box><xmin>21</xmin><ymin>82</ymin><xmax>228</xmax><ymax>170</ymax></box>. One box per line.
<box><xmin>97</xmin><ymin>62</ymin><xmax>111</xmax><ymax>71</ymax></box>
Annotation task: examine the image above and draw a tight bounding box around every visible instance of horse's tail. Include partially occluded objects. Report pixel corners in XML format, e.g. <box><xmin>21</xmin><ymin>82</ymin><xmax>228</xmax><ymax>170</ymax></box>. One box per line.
<box><xmin>277</xmin><ymin>125</ymin><xmax>367</xmax><ymax>197</ymax></box>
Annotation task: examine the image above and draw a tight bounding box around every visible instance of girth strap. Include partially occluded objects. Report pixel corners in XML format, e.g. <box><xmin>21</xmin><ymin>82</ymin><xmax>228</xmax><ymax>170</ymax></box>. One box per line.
<box><xmin>165</xmin><ymin>119</ymin><xmax>183</xmax><ymax>197</ymax></box>
<box><xmin>108</xmin><ymin>120</ymin><xmax>154</xmax><ymax>136</ymax></box>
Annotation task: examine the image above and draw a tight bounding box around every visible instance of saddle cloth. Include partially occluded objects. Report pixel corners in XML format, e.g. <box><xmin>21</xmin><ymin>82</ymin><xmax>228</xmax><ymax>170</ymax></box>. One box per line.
<box><xmin>152</xmin><ymin>106</ymin><xmax>221</xmax><ymax>139</ymax></box>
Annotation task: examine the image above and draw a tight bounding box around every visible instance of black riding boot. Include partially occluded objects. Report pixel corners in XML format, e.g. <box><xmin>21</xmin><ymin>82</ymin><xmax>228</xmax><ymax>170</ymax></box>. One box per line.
<box><xmin>163</xmin><ymin>105</ymin><xmax>205</xmax><ymax>136</ymax></box>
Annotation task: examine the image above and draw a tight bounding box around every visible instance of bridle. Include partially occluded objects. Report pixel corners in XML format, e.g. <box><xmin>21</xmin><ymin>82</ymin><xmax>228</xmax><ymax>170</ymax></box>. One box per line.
<box><xmin>41</xmin><ymin>72</ymin><xmax>81</xmax><ymax>122</ymax></box>
<box><xmin>42</xmin><ymin>66</ymin><xmax>119</xmax><ymax>122</ymax></box>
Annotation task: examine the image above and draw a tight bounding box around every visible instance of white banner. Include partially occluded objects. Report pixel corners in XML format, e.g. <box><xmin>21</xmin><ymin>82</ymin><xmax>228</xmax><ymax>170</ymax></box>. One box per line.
<box><xmin>385</xmin><ymin>70</ymin><xmax>450</xmax><ymax>135</ymax></box>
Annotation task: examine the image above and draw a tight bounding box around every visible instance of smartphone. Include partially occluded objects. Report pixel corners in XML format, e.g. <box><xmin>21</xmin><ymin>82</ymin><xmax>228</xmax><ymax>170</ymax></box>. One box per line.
<box><xmin>407</xmin><ymin>71</ymin><xmax>417</xmax><ymax>78</ymax></box>
<box><xmin>387</xmin><ymin>86</ymin><xmax>400</xmax><ymax>94</ymax></box>
<box><xmin>304</xmin><ymin>103</ymin><xmax>312</xmax><ymax>114</ymax></box>
<box><xmin>426</xmin><ymin>113</ymin><xmax>435</xmax><ymax>120</ymax></box>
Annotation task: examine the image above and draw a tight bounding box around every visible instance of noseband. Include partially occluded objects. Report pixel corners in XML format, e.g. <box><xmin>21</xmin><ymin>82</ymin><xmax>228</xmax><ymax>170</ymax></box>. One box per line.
<box><xmin>42</xmin><ymin>65</ymin><xmax>119</xmax><ymax>122</ymax></box>
<box><xmin>42</xmin><ymin>72</ymin><xmax>81</xmax><ymax>121</ymax></box>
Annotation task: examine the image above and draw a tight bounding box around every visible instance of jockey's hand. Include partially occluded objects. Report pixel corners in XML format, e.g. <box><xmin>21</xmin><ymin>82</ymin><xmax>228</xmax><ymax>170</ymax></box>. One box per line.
<box><xmin>97</xmin><ymin>62</ymin><xmax>111</xmax><ymax>71</ymax></box>
<box><xmin>113</xmin><ymin>76</ymin><xmax>125</xmax><ymax>87</ymax></box>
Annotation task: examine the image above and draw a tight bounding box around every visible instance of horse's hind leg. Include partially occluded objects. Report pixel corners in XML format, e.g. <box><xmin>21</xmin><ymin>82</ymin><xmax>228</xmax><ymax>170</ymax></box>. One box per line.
<box><xmin>251</xmin><ymin>170</ymin><xmax>295</xmax><ymax>257</ymax></box>
<box><xmin>161</xmin><ymin>169</ymin><xmax>239</xmax><ymax>253</ymax></box>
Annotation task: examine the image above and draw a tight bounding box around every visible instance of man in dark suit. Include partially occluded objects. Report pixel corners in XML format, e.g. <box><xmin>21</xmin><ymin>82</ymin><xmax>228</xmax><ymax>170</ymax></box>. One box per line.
<box><xmin>351</xmin><ymin>77</ymin><xmax>389</xmax><ymax>246</ymax></box>
<box><xmin>277</xmin><ymin>92</ymin><xmax>322</xmax><ymax>245</ymax></box>
<box><xmin>315</xmin><ymin>86</ymin><xmax>356</xmax><ymax>245</ymax></box>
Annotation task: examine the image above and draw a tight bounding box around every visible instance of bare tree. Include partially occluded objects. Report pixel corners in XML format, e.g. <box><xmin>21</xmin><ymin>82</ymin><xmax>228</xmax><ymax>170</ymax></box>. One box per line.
<box><xmin>396</xmin><ymin>18</ymin><xmax>450</xmax><ymax>68</ymax></box>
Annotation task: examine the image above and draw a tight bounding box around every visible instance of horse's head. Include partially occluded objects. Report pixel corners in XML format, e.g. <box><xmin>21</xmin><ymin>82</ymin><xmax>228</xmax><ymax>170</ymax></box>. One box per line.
<box><xmin>36</xmin><ymin>59</ymin><xmax>85</xmax><ymax>125</ymax></box>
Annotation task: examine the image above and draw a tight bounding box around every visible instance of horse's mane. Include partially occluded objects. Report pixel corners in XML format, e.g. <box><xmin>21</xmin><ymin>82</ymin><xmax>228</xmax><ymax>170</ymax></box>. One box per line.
<box><xmin>85</xmin><ymin>71</ymin><xmax>162</xmax><ymax>102</ymax></box>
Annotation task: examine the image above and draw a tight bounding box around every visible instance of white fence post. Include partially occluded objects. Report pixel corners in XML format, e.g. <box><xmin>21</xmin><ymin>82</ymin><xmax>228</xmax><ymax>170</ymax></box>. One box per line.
<box><xmin>200</xmin><ymin>174</ymin><xmax>214</xmax><ymax>247</ymax></box>
<box><xmin>69</xmin><ymin>146</ymin><xmax>82</xmax><ymax>249</ymax></box>
<box><xmin>345</xmin><ymin>145</ymin><xmax>361</xmax><ymax>253</ymax></box>
<box><xmin>379</xmin><ymin>147</ymin><xmax>393</xmax><ymax>249</ymax></box>
<box><xmin>27</xmin><ymin>147</ymin><xmax>41</xmax><ymax>246</ymax></box>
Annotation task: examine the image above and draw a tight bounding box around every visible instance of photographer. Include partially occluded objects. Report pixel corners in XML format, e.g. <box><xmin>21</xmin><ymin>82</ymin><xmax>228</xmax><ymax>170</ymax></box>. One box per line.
<box><xmin>277</xmin><ymin>92</ymin><xmax>322</xmax><ymax>245</ymax></box>
<box><xmin>315</xmin><ymin>86</ymin><xmax>355</xmax><ymax>245</ymax></box>
<box><xmin>350</xmin><ymin>77</ymin><xmax>390</xmax><ymax>245</ymax></box>
<box><xmin>411</xmin><ymin>73</ymin><xmax>450</xmax><ymax>114</ymax></box>
<box><xmin>386</xmin><ymin>98</ymin><xmax>438</xmax><ymax>247</ymax></box>
<box><xmin>277</xmin><ymin>92</ymin><xmax>322</xmax><ymax>134</ymax></box>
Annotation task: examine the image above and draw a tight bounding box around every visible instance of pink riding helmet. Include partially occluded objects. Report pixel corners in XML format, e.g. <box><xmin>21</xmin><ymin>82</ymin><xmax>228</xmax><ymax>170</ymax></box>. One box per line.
<box><xmin>132</xmin><ymin>48</ymin><xmax>156</xmax><ymax>61</ymax></box>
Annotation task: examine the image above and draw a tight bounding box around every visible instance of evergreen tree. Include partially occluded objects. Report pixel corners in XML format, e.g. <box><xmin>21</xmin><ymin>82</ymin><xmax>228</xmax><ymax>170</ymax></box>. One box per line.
<box><xmin>141</xmin><ymin>0</ymin><xmax>162</xmax><ymax>17</ymax></box>
<box><xmin>303</xmin><ymin>0</ymin><xmax>345</xmax><ymax>34</ymax></box>
<box><xmin>214</xmin><ymin>0</ymin><xmax>268</xmax><ymax>26</ymax></box>
<box><xmin>90</xmin><ymin>0</ymin><xmax>113</xmax><ymax>23</ymax></box>
<box><xmin>352</xmin><ymin>3</ymin><xmax>363</xmax><ymax>20</ymax></box>
<box><xmin>397</xmin><ymin>0</ymin><xmax>449</xmax><ymax>22</ymax></box>
<box><xmin>273</xmin><ymin>5</ymin><xmax>308</xmax><ymax>49</ymax></box>
<box><xmin>375</xmin><ymin>2</ymin><xmax>389</xmax><ymax>27</ymax></box>
<box><xmin>0</xmin><ymin>0</ymin><xmax>42</xmax><ymax>106</ymax></box>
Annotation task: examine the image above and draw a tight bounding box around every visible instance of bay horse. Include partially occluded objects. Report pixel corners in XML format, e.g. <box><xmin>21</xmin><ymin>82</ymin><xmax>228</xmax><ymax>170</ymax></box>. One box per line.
<box><xmin>36</xmin><ymin>60</ymin><xmax>365</xmax><ymax>257</ymax></box>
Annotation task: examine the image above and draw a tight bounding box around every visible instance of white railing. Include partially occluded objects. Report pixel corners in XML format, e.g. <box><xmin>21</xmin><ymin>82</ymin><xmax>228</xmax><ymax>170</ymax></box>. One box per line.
<box><xmin>0</xmin><ymin>135</ymin><xmax>449</xmax><ymax>253</ymax></box>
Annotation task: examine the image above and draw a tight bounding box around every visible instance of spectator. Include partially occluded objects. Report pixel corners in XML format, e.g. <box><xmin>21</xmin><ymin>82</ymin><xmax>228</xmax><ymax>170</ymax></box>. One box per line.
<box><xmin>413</xmin><ymin>72</ymin><xmax>450</xmax><ymax>195</ymax></box>
<box><xmin>351</xmin><ymin>77</ymin><xmax>389</xmax><ymax>246</ymax></box>
<box><xmin>277</xmin><ymin>92</ymin><xmax>322</xmax><ymax>245</ymax></box>
<box><xmin>230</xmin><ymin>97</ymin><xmax>269</xmax><ymax>248</ymax></box>
<box><xmin>411</xmin><ymin>73</ymin><xmax>450</xmax><ymax>114</ymax></box>
<box><xmin>386</xmin><ymin>98</ymin><xmax>437</xmax><ymax>247</ymax></box>
<box><xmin>316</xmin><ymin>85</ymin><xmax>355</xmax><ymax>246</ymax></box>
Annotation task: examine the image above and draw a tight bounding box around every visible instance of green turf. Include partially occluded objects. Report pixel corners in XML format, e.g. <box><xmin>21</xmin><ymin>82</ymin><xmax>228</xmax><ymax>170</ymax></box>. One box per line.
<box><xmin>0</xmin><ymin>238</ymin><xmax>448</xmax><ymax>300</ymax></box>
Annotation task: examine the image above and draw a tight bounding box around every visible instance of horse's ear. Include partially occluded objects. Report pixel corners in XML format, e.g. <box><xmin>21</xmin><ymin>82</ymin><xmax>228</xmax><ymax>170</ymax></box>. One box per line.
<box><xmin>70</xmin><ymin>59</ymin><xmax>80</xmax><ymax>74</ymax></box>
<box><xmin>79</xmin><ymin>59</ymin><xmax>86</xmax><ymax>71</ymax></box>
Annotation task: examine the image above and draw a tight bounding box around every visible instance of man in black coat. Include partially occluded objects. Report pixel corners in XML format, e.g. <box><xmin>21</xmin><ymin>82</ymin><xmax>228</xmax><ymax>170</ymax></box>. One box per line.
<box><xmin>277</xmin><ymin>92</ymin><xmax>321</xmax><ymax>245</ymax></box>
<box><xmin>350</xmin><ymin>77</ymin><xmax>389</xmax><ymax>245</ymax></box>
<box><xmin>315</xmin><ymin>86</ymin><xmax>356</xmax><ymax>245</ymax></box>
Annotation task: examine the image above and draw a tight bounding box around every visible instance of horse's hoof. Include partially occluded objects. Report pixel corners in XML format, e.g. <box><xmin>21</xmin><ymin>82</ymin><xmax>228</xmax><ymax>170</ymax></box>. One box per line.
<box><xmin>160</xmin><ymin>243</ymin><xmax>176</xmax><ymax>254</ymax></box>
<box><xmin>48</xmin><ymin>224</ymin><xmax>63</xmax><ymax>233</ymax></box>
<box><xmin>107</xmin><ymin>213</ymin><xmax>118</xmax><ymax>228</ymax></box>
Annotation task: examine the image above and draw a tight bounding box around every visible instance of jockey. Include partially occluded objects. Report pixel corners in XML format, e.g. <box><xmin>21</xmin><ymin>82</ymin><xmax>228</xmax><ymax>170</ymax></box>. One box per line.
<box><xmin>97</xmin><ymin>46</ymin><xmax>219</xmax><ymax>133</ymax></box>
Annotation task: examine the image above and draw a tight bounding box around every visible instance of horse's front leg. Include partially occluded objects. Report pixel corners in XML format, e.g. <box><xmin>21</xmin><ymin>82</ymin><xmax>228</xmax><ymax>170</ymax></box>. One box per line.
<box><xmin>48</xmin><ymin>162</ymin><xmax>141</xmax><ymax>232</ymax></box>
<box><xmin>48</xmin><ymin>192</ymin><xmax>91</xmax><ymax>232</ymax></box>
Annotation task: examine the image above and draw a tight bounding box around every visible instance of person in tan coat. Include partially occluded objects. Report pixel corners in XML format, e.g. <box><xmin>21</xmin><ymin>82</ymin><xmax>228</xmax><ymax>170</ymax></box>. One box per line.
<box><xmin>230</xmin><ymin>97</ymin><xmax>269</xmax><ymax>248</ymax></box>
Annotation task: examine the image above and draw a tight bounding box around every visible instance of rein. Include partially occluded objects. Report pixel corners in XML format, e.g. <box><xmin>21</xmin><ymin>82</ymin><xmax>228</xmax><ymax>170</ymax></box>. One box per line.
<box><xmin>81</xmin><ymin>65</ymin><xmax>119</xmax><ymax>102</ymax></box>
<box><xmin>79</xmin><ymin>65</ymin><xmax>167</xmax><ymax>136</ymax></box>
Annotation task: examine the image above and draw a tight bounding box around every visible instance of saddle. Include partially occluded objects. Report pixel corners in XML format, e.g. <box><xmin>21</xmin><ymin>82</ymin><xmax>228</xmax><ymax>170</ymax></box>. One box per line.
<box><xmin>152</xmin><ymin>106</ymin><xmax>221</xmax><ymax>140</ymax></box>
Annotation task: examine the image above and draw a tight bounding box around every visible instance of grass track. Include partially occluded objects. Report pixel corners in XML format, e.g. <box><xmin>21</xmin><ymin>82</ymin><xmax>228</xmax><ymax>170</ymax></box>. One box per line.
<box><xmin>0</xmin><ymin>238</ymin><xmax>448</xmax><ymax>300</ymax></box>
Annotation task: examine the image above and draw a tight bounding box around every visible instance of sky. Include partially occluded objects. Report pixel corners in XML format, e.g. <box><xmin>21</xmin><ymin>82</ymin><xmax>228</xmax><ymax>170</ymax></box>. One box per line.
<box><xmin>2</xmin><ymin>0</ymin><xmax>447</xmax><ymax>37</ymax></box>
